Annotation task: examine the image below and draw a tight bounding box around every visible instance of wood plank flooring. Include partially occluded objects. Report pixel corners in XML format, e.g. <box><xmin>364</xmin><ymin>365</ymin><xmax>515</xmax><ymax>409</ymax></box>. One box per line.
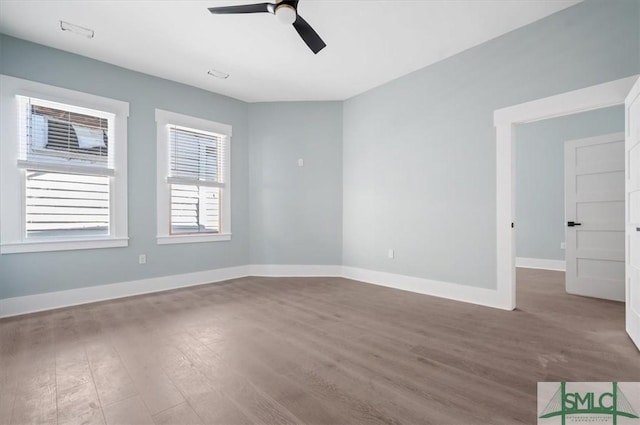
<box><xmin>1</xmin><ymin>268</ymin><xmax>638</xmax><ymax>424</ymax></box>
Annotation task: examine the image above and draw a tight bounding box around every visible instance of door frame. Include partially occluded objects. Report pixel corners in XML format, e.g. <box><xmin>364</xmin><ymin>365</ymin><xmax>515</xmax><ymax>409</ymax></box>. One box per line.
<box><xmin>493</xmin><ymin>75</ymin><xmax>638</xmax><ymax>310</ymax></box>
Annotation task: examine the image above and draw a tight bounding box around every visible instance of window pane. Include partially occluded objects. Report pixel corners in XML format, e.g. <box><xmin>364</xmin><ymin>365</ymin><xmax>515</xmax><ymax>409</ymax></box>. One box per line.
<box><xmin>19</xmin><ymin>97</ymin><xmax>112</xmax><ymax>167</ymax></box>
<box><xmin>26</xmin><ymin>171</ymin><xmax>109</xmax><ymax>238</ymax></box>
<box><xmin>33</xmin><ymin>104</ymin><xmax>108</xmax><ymax>156</ymax></box>
<box><xmin>170</xmin><ymin>184</ymin><xmax>220</xmax><ymax>234</ymax></box>
<box><xmin>169</xmin><ymin>126</ymin><xmax>223</xmax><ymax>183</ymax></box>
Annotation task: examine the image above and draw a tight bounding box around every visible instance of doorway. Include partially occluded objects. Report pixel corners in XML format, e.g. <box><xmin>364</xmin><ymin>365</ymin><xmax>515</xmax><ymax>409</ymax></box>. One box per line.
<box><xmin>513</xmin><ymin>108</ymin><xmax>625</xmax><ymax>302</ymax></box>
<box><xmin>492</xmin><ymin>75</ymin><xmax>637</xmax><ymax>310</ymax></box>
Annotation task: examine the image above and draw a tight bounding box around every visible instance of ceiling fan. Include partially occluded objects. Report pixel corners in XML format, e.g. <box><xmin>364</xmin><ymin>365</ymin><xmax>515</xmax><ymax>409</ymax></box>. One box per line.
<box><xmin>208</xmin><ymin>0</ymin><xmax>326</xmax><ymax>54</ymax></box>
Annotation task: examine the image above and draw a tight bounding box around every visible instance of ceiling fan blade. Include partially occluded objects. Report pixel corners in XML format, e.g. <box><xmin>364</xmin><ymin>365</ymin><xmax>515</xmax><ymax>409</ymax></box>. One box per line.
<box><xmin>208</xmin><ymin>3</ymin><xmax>274</xmax><ymax>14</ymax></box>
<box><xmin>292</xmin><ymin>14</ymin><xmax>326</xmax><ymax>54</ymax></box>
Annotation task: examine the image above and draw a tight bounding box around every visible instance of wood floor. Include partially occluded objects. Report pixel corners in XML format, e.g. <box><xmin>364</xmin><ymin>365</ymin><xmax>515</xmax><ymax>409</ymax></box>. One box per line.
<box><xmin>1</xmin><ymin>268</ymin><xmax>638</xmax><ymax>425</ymax></box>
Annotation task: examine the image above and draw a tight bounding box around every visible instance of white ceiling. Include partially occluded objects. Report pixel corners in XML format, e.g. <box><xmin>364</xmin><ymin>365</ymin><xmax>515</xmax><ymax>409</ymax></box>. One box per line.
<box><xmin>0</xmin><ymin>0</ymin><xmax>580</xmax><ymax>103</ymax></box>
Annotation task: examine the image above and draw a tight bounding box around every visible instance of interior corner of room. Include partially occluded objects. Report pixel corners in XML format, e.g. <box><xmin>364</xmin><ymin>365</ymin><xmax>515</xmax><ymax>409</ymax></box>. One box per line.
<box><xmin>0</xmin><ymin>0</ymin><xmax>638</xmax><ymax>325</ymax></box>
<box><xmin>0</xmin><ymin>1</ymin><xmax>639</xmax><ymax>422</ymax></box>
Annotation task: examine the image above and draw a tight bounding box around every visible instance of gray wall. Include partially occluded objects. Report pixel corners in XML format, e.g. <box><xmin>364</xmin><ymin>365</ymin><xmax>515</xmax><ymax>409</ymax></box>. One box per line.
<box><xmin>1</xmin><ymin>0</ymin><xmax>639</xmax><ymax>300</ymax></box>
<box><xmin>342</xmin><ymin>0</ymin><xmax>639</xmax><ymax>289</ymax></box>
<box><xmin>515</xmin><ymin>106</ymin><xmax>624</xmax><ymax>261</ymax></box>
<box><xmin>0</xmin><ymin>35</ymin><xmax>250</xmax><ymax>299</ymax></box>
<box><xmin>249</xmin><ymin>102</ymin><xmax>343</xmax><ymax>265</ymax></box>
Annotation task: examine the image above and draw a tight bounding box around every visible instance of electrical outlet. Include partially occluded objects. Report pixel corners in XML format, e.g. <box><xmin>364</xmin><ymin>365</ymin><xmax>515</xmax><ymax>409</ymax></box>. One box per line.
<box><xmin>298</xmin><ymin>158</ymin><xmax>304</xmax><ymax>167</ymax></box>
<box><xmin>139</xmin><ymin>254</ymin><xmax>146</xmax><ymax>264</ymax></box>
<box><xmin>560</xmin><ymin>242</ymin><xmax>566</xmax><ymax>250</ymax></box>
<box><xmin>388</xmin><ymin>249</ymin><xmax>394</xmax><ymax>259</ymax></box>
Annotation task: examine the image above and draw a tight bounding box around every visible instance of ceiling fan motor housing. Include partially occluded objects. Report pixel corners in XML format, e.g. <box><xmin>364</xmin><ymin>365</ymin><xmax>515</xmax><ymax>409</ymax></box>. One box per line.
<box><xmin>275</xmin><ymin>4</ymin><xmax>297</xmax><ymax>25</ymax></box>
<box><xmin>207</xmin><ymin>0</ymin><xmax>326</xmax><ymax>54</ymax></box>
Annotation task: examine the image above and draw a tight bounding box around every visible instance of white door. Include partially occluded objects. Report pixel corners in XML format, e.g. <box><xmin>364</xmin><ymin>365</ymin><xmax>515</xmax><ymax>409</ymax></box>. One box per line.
<box><xmin>565</xmin><ymin>133</ymin><xmax>626</xmax><ymax>301</ymax></box>
<box><xmin>625</xmin><ymin>76</ymin><xmax>640</xmax><ymax>350</ymax></box>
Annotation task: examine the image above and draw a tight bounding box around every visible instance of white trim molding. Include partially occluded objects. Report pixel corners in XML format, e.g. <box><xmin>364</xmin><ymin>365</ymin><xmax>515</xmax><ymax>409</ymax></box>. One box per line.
<box><xmin>515</xmin><ymin>257</ymin><xmax>566</xmax><ymax>272</ymax></box>
<box><xmin>0</xmin><ymin>74</ymin><xmax>130</xmax><ymax>255</ymax></box>
<box><xmin>493</xmin><ymin>75</ymin><xmax>638</xmax><ymax>310</ymax></box>
<box><xmin>0</xmin><ymin>264</ymin><xmax>340</xmax><ymax>318</ymax></box>
<box><xmin>0</xmin><ymin>264</ymin><xmax>510</xmax><ymax>318</ymax></box>
<box><xmin>249</xmin><ymin>264</ymin><xmax>343</xmax><ymax>277</ymax></box>
<box><xmin>157</xmin><ymin>233</ymin><xmax>232</xmax><ymax>245</ymax></box>
<box><xmin>0</xmin><ymin>237</ymin><xmax>129</xmax><ymax>254</ymax></box>
<box><xmin>155</xmin><ymin>109</ymin><xmax>232</xmax><ymax>245</ymax></box>
<box><xmin>494</xmin><ymin>76</ymin><xmax>639</xmax><ymax>126</ymax></box>
<box><xmin>342</xmin><ymin>267</ymin><xmax>510</xmax><ymax>310</ymax></box>
<box><xmin>0</xmin><ymin>266</ymin><xmax>250</xmax><ymax>318</ymax></box>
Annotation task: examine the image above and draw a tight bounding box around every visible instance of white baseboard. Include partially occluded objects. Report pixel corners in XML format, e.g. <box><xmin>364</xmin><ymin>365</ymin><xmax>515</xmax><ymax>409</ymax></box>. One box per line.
<box><xmin>516</xmin><ymin>257</ymin><xmax>566</xmax><ymax>271</ymax></box>
<box><xmin>1</xmin><ymin>264</ymin><xmax>508</xmax><ymax>318</ymax></box>
<box><xmin>342</xmin><ymin>267</ymin><xmax>508</xmax><ymax>310</ymax></box>
<box><xmin>249</xmin><ymin>264</ymin><xmax>342</xmax><ymax>277</ymax></box>
<box><xmin>0</xmin><ymin>265</ymin><xmax>251</xmax><ymax>318</ymax></box>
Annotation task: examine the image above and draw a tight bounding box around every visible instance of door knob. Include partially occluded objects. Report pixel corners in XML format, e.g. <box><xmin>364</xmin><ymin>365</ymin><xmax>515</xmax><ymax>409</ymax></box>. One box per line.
<box><xmin>567</xmin><ymin>221</ymin><xmax>582</xmax><ymax>227</ymax></box>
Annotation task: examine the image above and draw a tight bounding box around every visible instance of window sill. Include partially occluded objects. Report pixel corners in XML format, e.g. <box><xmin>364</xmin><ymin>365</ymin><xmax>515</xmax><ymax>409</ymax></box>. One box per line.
<box><xmin>157</xmin><ymin>233</ymin><xmax>232</xmax><ymax>245</ymax></box>
<box><xmin>0</xmin><ymin>237</ymin><xmax>129</xmax><ymax>254</ymax></box>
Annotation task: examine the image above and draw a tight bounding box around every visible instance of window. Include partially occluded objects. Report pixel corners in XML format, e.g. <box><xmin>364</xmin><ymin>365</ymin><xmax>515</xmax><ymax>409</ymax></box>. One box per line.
<box><xmin>0</xmin><ymin>75</ymin><xmax>129</xmax><ymax>254</ymax></box>
<box><xmin>156</xmin><ymin>109</ymin><xmax>231</xmax><ymax>244</ymax></box>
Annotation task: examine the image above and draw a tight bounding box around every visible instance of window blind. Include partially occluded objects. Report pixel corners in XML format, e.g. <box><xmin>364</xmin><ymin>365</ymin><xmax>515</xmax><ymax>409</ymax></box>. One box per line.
<box><xmin>168</xmin><ymin>125</ymin><xmax>226</xmax><ymax>187</ymax></box>
<box><xmin>170</xmin><ymin>184</ymin><xmax>220</xmax><ymax>234</ymax></box>
<box><xmin>25</xmin><ymin>171</ymin><xmax>109</xmax><ymax>237</ymax></box>
<box><xmin>17</xmin><ymin>96</ymin><xmax>114</xmax><ymax>175</ymax></box>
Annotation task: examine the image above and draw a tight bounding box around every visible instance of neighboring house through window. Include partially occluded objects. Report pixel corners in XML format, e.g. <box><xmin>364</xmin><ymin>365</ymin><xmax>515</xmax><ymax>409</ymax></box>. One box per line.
<box><xmin>0</xmin><ymin>75</ymin><xmax>129</xmax><ymax>254</ymax></box>
<box><xmin>155</xmin><ymin>109</ymin><xmax>231</xmax><ymax>244</ymax></box>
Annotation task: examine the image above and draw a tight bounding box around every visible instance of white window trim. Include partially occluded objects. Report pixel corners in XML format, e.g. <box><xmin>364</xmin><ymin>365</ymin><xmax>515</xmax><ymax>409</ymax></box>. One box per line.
<box><xmin>0</xmin><ymin>75</ymin><xmax>129</xmax><ymax>254</ymax></box>
<box><xmin>155</xmin><ymin>109</ymin><xmax>232</xmax><ymax>244</ymax></box>
<box><xmin>0</xmin><ymin>238</ymin><xmax>129</xmax><ymax>254</ymax></box>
